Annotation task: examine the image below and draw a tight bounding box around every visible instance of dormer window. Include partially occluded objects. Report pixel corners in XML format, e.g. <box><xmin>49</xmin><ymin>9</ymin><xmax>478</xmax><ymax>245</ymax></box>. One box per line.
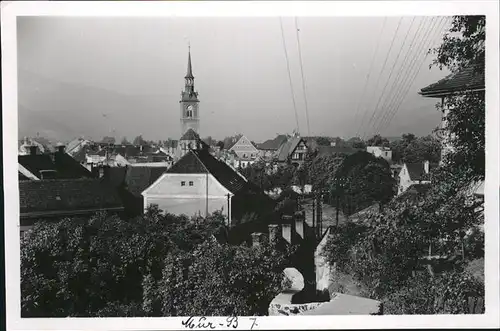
<box><xmin>189</xmin><ymin>181</ymin><xmax>194</xmax><ymax>186</ymax></box>
<box><xmin>181</xmin><ymin>181</ymin><xmax>186</xmax><ymax>186</ymax></box>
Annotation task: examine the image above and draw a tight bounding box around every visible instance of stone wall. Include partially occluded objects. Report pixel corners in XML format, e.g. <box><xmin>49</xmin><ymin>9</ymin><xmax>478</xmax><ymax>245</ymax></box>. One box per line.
<box><xmin>315</xmin><ymin>227</ymin><xmax>334</xmax><ymax>292</ymax></box>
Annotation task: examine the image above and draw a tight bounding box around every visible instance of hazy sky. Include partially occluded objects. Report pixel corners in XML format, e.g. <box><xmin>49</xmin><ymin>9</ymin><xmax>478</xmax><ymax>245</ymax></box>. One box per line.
<box><xmin>17</xmin><ymin>16</ymin><xmax>451</xmax><ymax>143</ymax></box>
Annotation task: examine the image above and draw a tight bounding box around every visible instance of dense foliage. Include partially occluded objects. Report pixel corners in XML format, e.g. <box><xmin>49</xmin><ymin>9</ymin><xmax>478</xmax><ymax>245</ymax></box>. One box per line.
<box><xmin>366</xmin><ymin>134</ymin><xmax>390</xmax><ymax>147</ymax></box>
<box><xmin>431</xmin><ymin>15</ymin><xmax>485</xmax><ymax>180</ymax></box>
<box><xmin>389</xmin><ymin>134</ymin><xmax>442</xmax><ymax>164</ymax></box>
<box><xmin>334</xmin><ymin>151</ymin><xmax>395</xmax><ymax>215</ymax></box>
<box><xmin>21</xmin><ymin>207</ymin><xmax>290</xmax><ymax>317</ymax></box>
<box><xmin>321</xmin><ymin>15</ymin><xmax>485</xmax><ymax>314</ymax></box>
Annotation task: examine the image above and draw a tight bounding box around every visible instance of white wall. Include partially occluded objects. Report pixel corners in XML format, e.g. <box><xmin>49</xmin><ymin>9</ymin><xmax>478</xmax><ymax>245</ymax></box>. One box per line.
<box><xmin>143</xmin><ymin>173</ymin><xmax>232</xmax><ymax>221</ymax></box>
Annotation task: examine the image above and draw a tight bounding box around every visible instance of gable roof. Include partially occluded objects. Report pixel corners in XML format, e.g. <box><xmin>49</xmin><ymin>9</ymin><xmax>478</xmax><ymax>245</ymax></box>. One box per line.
<box><xmin>420</xmin><ymin>65</ymin><xmax>485</xmax><ymax>98</ymax></box>
<box><xmin>19</xmin><ymin>152</ymin><xmax>94</xmax><ymax>180</ymax></box>
<box><xmin>180</xmin><ymin>128</ymin><xmax>200</xmax><ymax>141</ymax></box>
<box><xmin>229</xmin><ymin>135</ymin><xmax>259</xmax><ymax>152</ymax></box>
<box><xmin>19</xmin><ymin>178</ymin><xmax>123</xmax><ymax>215</ymax></box>
<box><xmin>258</xmin><ymin>135</ymin><xmax>288</xmax><ymax>151</ymax></box>
<box><xmin>124</xmin><ymin>166</ymin><xmax>169</xmax><ymax>196</ymax></box>
<box><xmin>277</xmin><ymin>137</ymin><xmax>306</xmax><ymax>162</ymax></box>
<box><xmin>167</xmin><ymin>149</ymin><xmax>254</xmax><ymax>195</ymax></box>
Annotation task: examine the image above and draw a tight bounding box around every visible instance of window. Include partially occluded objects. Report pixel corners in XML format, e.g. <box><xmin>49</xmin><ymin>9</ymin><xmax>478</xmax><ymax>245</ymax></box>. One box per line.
<box><xmin>181</xmin><ymin>181</ymin><xmax>186</xmax><ymax>186</ymax></box>
<box><xmin>292</xmin><ymin>153</ymin><xmax>299</xmax><ymax>160</ymax></box>
<box><xmin>189</xmin><ymin>181</ymin><xmax>194</xmax><ymax>186</ymax></box>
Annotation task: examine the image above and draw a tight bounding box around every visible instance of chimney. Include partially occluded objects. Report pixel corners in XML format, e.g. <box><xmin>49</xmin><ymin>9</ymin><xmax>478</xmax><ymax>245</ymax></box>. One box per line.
<box><xmin>424</xmin><ymin>160</ymin><xmax>430</xmax><ymax>174</ymax></box>
<box><xmin>282</xmin><ymin>223</ymin><xmax>292</xmax><ymax>244</ymax></box>
<box><xmin>57</xmin><ymin>144</ymin><xmax>66</xmax><ymax>153</ymax></box>
<box><xmin>268</xmin><ymin>224</ymin><xmax>280</xmax><ymax>246</ymax></box>
<box><xmin>29</xmin><ymin>145</ymin><xmax>37</xmax><ymax>155</ymax></box>
<box><xmin>294</xmin><ymin>211</ymin><xmax>305</xmax><ymax>239</ymax></box>
<box><xmin>251</xmin><ymin>232</ymin><xmax>265</xmax><ymax>248</ymax></box>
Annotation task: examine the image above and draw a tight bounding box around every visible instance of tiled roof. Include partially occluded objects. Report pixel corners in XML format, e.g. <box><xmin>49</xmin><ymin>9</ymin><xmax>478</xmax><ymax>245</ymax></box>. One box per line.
<box><xmin>420</xmin><ymin>65</ymin><xmax>485</xmax><ymax>97</ymax></box>
<box><xmin>19</xmin><ymin>152</ymin><xmax>94</xmax><ymax>179</ymax></box>
<box><xmin>167</xmin><ymin>149</ymin><xmax>255</xmax><ymax>195</ymax></box>
<box><xmin>258</xmin><ymin>135</ymin><xmax>288</xmax><ymax>151</ymax></box>
<box><xmin>124</xmin><ymin>166</ymin><xmax>169</xmax><ymax>196</ymax></box>
<box><xmin>19</xmin><ymin>178</ymin><xmax>123</xmax><ymax>214</ymax></box>
<box><xmin>180</xmin><ymin>128</ymin><xmax>200</xmax><ymax>141</ymax></box>
<box><xmin>277</xmin><ymin>137</ymin><xmax>304</xmax><ymax>162</ymax></box>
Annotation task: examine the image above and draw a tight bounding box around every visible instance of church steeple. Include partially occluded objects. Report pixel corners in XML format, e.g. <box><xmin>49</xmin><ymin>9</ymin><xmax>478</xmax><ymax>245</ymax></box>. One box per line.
<box><xmin>186</xmin><ymin>46</ymin><xmax>194</xmax><ymax>79</ymax></box>
<box><xmin>180</xmin><ymin>46</ymin><xmax>200</xmax><ymax>135</ymax></box>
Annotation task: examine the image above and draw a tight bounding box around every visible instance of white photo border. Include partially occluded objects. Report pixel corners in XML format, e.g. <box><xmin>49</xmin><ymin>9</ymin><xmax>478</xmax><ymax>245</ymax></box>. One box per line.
<box><xmin>2</xmin><ymin>1</ymin><xmax>499</xmax><ymax>330</ymax></box>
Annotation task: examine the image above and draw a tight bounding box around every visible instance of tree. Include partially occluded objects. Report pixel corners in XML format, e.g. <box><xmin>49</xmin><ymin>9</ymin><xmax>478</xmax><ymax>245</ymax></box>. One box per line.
<box><xmin>202</xmin><ymin>136</ymin><xmax>214</xmax><ymax>146</ymax></box>
<box><xmin>390</xmin><ymin>134</ymin><xmax>441</xmax><ymax>164</ymax></box>
<box><xmin>21</xmin><ymin>207</ymin><xmax>289</xmax><ymax>317</ymax></box>
<box><xmin>133</xmin><ymin>135</ymin><xmax>147</xmax><ymax>146</ymax></box>
<box><xmin>334</xmin><ymin>151</ymin><xmax>395</xmax><ymax>215</ymax></box>
<box><xmin>431</xmin><ymin>15</ymin><xmax>485</xmax><ymax>180</ymax></box>
<box><xmin>216</xmin><ymin>140</ymin><xmax>225</xmax><ymax>150</ymax></box>
<box><xmin>347</xmin><ymin>137</ymin><xmax>366</xmax><ymax>149</ymax></box>
<box><xmin>101</xmin><ymin>136</ymin><xmax>116</xmax><ymax>144</ymax></box>
<box><xmin>366</xmin><ymin>134</ymin><xmax>389</xmax><ymax>147</ymax></box>
<box><xmin>120</xmin><ymin>137</ymin><xmax>130</xmax><ymax>145</ymax></box>
<box><xmin>223</xmin><ymin>134</ymin><xmax>243</xmax><ymax>150</ymax></box>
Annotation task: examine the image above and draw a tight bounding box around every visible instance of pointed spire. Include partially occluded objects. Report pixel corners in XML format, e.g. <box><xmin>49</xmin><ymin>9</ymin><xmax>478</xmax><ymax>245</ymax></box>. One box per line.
<box><xmin>185</xmin><ymin>45</ymin><xmax>194</xmax><ymax>79</ymax></box>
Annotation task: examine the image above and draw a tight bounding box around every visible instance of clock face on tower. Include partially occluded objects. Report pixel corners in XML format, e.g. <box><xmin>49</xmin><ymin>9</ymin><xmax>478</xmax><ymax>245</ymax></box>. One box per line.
<box><xmin>187</xmin><ymin>105</ymin><xmax>193</xmax><ymax>111</ymax></box>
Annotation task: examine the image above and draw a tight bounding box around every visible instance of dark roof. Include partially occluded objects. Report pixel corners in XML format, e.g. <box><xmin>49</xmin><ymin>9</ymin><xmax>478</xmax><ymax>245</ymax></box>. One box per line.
<box><xmin>167</xmin><ymin>149</ymin><xmax>255</xmax><ymax>195</ymax></box>
<box><xmin>420</xmin><ymin>65</ymin><xmax>485</xmax><ymax>97</ymax></box>
<box><xmin>19</xmin><ymin>152</ymin><xmax>94</xmax><ymax>179</ymax></box>
<box><xmin>405</xmin><ymin>162</ymin><xmax>437</xmax><ymax>181</ymax></box>
<box><xmin>103</xmin><ymin>167</ymin><xmax>128</xmax><ymax>188</ymax></box>
<box><xmin>19</xmin><ymin>178</ymin><xmax>123</xmax><ymax>214</ymax></box>
<box><xmin>258</xmin><ymin>135</ymin><xmax>288</xmax><ymax>151</ymax></box>
<box><xmin>277</xmin><ymin>137</ymin><xmax>305</xmax><ymax>162</ymax></box>
<box><xmin>180</xmin><ymin>128</ymin><xmax>200</xmax><ymax>141</ymax></box>
<box><xmin>72</xmin><ymin>148</ymin><xmax>87</xmax><ymax>163</ymax></box>
<box><xmin>124</xmin><ymin>166</ymin><xmax>169</xmax><ymax>196</ymax></box>
<box><xmin>317</xmin><ymin>145</ymin><xmax>360</xmax><ymax>156</ymax></box>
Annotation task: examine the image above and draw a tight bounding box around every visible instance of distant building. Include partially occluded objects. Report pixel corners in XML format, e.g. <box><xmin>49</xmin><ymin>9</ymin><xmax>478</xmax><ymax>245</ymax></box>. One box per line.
<box><xmin>366</xmin><ymin>146</ymin><xmax>392</xmax><ymax>162</ymax></box>
<box><xmin>229</xmin><ymin>135</ymin><xmax>259</xmax><ymax>163</ymax></box>
<box><xmin>398</xmin><ymin>161</ymin><xmax>436</xmax><ymax>195</ymax></box>
<box><xmin>277</xmin><ymin>136</ymin><xmax>308</xmax><ymax>166</ymax></box>
<box><xmin>18</xmin><ymin>144</ymin><xmax>94</xmax><ymax>180</ymax></box>
<box><xmin>257</xmin><ymin>134</ymin><xmax>289</xmax><ymax>160</ymax></box>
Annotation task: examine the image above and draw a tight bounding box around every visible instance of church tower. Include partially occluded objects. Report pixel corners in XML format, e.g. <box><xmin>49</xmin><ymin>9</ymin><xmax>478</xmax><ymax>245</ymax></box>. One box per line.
<box><xmin>179</xmin><ymin>47</ymin><xmax>200</xmax><ymax>135</ymax></box>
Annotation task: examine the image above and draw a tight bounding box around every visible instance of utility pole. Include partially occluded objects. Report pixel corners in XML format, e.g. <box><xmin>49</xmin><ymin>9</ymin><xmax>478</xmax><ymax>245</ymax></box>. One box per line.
<box><xmin>227</xmin><ymin>193</ymin><xmax>231</xmax><ymax>227</ymax></box>
<box><xmin>312</xmin><ymin>198</ymin><xmax>316</xmax><ymax>235</ymax></box>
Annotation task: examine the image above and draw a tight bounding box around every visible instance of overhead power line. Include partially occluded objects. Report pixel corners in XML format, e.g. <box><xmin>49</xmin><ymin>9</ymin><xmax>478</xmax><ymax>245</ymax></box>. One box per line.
<box><xmin>379</xmin><ymin>17</ymin><xmax>450</xmax><ymax>133</ymax></box>
<box><xmin>361</xmin><ymin>16</ymin><xmax>417</xmax><ymax>139</ymax></box>
<box><xmin>356</xmin><ymin>17</ymin><xmax>404</xmax><ymax>138</ymax></box>
<box><xmin>374</xmin><ymin>17</ymin><xmax>442</xmax><ymax>134</ymax></box>
<box><xmin>295</xmin><ymin>17</ymin><xmax>311</xmax><ymax>137</ymax></box>
<box><xmin>370</xmin><ymin>16</ymin><xmax>431</xmax><ymax>134</ymax></box>
<box><xmin>279</xmin><ymin>17</ymin><xmax>300</xmax><ymax>135</ymax></box>
<box><xmin>352</xmin><ymin>17</ymin><xmax>387</xmax><ymax>138</ymax></box>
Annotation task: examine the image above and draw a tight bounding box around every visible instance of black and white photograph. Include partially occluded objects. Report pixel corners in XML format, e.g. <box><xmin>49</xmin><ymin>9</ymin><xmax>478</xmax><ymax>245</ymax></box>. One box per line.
<box><xmin>2</xmin><ymin>1</ymin><xmax>499</xmax><ymax>330</ymax></box>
